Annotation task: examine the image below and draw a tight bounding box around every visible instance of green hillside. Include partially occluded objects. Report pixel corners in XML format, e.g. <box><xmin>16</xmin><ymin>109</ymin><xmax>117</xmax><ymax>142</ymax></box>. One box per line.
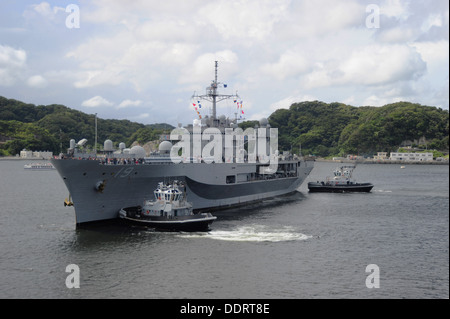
<box><xmin>1</xmin><ymin>96</ymin><xmax>448</xmax><ymax>157</ymax></box>
<box><xmin>0</xmin><ymin>96</ymin><xmax>173</xmax><ymax>156</ymax></box>
<box><xmin>268</xmin><ymin>101</ymin><xmax>449</xmax><ymax>157</ymax></box>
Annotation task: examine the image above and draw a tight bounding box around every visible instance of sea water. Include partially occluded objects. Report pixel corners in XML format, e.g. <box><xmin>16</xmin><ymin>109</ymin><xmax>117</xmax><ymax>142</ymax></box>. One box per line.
<box><xmin>0</xmin><ymin>160</ymin><xmax>448</xmax><ymax>298</ymax></box>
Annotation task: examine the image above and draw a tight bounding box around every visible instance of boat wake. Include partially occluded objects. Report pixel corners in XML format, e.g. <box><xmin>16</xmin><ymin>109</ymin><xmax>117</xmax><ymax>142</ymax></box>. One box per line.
<box><xmin>178</xmin><ymin>225</ymin><xmax>312</xmax><ymax>243</ymax></box>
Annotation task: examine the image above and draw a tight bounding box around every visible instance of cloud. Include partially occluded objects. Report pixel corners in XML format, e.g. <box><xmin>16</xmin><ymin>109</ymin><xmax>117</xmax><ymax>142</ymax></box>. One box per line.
<box><xmin>198</xmin><ymin>0</ymin><xmax>290</xmax><ymax>42</ymax></box>
<box><xmin>27</xmin><ymin>75</ymin><xmax>48</xmax><ymax>88</ymax></box>
<box><xmin>125</xmin><ymin>113</ymin><xmax>150</xmax><ymax>122</ymax></box>
<box><xmin>22</xmin><ymin>2</ymin><xmax>66</xmax><ymax>25</ymax></box>
<box><xmin>413</xmin><ymin>40</ymin><xmax>449</xmax><ymax>68</ymax></box>
<box><xmin>178</xmin><ymin>50</ymin><xmax>239</xmax><ymax>86</ymax></box>
<box><xmin>377</xmin><ymin>26</ymin><xmax>417</xmax><ymax>43</ymax></box>
<box><xmin>261</xmin><ymin>50</ymin><xmax>310</xmax><ymax>81</ymax></box>
<box><xmin>66</xmin><ymin>30</ymin><xmax>199</xmax><ymax>91</ymax></box>
<box><xmin>0</xmin><ymin>45</ymin><xmax>27</xmax><ymax>86</ymax></box>
<box><xmin>304</xmin><ymin>44</ymin><xmax>427</xmax><ymax>89</ymax></box>
<box><xmin>81</xmin><ymin>96</ymin><xmax>114</xmax><ymax>108</ymax></box>
<box><xmin>341</xmin><ymin>44</ymin><xmax>426</xmax><ymax>85</ymax></box>
<box><xmin>269</xmin><ymin>94</ymin><xmax>318</xmax><ymax>112</ymax></box>
<box><xmin>275</xmin><ymin>0</ymin><xmax>365</xmax><ymax>40</ymax></box>
<box><xmin>380</xmin><ymin>0</ymin><xmax>411</xmax><ymax>20</ymax></box>
<box><xmin>117</xmin><ymin>99</ymin><xmax>143</xmax><ymax>109</ymax></box>
<box><xmin>30</xmin><ymin>2</ymin><xmax>65</xmax><ymax>18</ymax></box>
<box><xmin>0</xmin><ymin>1</ymin><xmax>448</xmax><ymax>126</ymax></box>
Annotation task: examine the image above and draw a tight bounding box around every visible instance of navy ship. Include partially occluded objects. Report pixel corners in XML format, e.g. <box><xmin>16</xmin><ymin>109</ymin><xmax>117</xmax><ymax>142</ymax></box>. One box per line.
<box><xmin>51</xmin><ymin>62</ymin><xmax>314</xmax><ymax>226</ymax></box>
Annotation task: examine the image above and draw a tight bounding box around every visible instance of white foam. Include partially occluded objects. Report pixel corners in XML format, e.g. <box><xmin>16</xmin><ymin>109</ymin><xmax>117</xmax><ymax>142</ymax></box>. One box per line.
<box><xmin>179</xmin><ymin>225</ymin><xmax>312</xmax><ymax>243</ymax></box>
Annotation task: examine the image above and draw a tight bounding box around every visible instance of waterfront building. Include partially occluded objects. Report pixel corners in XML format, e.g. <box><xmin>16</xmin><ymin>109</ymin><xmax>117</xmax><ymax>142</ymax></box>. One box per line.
<box><xmin>390</xmin><ymin>152</ymin><xmax>433</xmax><ymax>162</ymax></box>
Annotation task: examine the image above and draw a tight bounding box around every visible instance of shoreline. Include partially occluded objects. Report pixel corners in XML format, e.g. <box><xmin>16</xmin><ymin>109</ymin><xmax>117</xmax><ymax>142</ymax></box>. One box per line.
<box><xmin>315</xmin><ymin>158</ymin><xmax>449</xmax><ymax>165</ymax></box>
<box><xmin>1</xmin><ymin>156</ymin><xmax>448</xmax><ymax>165</ymax></box>
<box><xmin>0</xmin><ymin>157</ymin><xmax>52</xmax><ymax>161</ymax></box>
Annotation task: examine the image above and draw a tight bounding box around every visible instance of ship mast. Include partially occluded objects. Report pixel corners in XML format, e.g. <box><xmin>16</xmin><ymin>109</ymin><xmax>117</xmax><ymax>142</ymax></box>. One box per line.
<box><xmin>192</xmin><ymin>61</ymin><xmax>240</xmax><ymax>124</ymax></box>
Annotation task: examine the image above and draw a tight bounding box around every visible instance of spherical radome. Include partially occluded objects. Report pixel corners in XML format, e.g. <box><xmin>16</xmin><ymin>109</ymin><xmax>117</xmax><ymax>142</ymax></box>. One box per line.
<box><xmin>130</xmin><ymin>146</ymin><xmax>146</xmax><ymax>158</ymax></box>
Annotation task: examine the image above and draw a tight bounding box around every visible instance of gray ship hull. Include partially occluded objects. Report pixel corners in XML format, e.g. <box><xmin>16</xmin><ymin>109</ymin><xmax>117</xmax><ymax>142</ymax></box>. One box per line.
<box><xmin>51</xmin><ymin>159</ymin><xmax>314</xmax><ymax>225</ymax></box>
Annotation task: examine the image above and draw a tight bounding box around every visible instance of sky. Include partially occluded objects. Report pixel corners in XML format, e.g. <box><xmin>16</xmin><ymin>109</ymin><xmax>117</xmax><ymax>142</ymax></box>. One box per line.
<box><xmin>0</xmin><ymin>0</ymin><xmax>448</xmax><ymax>126</ymax></box>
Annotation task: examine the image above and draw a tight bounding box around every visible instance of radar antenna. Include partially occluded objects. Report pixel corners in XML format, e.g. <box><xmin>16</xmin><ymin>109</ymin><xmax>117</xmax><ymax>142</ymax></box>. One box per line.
<box><xmin>192</xmin><ymin>61</ymin><xmax>241</xmax><ymax>123</ymax></box>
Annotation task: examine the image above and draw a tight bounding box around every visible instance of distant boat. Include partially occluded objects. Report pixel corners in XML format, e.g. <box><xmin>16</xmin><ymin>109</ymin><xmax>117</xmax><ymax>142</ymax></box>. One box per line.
<box><xmin>400</xmin><ymin>165</ymin><xmax>406</xmax><ymax>169</ymax></box>
<box><xmin>308</xmin><ymin>165</ymin><xmax>374</xmax><ymax>193</ymax></box>
<box><xmin>119</xmin><ymin>181</ymin><xmax>217</xmax><ymax>232</ymax></box>
<box><xmin>24</xmin><ymin>163</ymin><xmax>55</xmax><ymax>170</ymax></box>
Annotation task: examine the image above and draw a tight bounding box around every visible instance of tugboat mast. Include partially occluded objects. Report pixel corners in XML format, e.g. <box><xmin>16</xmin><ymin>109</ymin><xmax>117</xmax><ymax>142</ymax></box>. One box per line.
<box><xmin>192</xmin><ymin>61</ymin><xmax>240</xmax><ymax>123</ymax></box>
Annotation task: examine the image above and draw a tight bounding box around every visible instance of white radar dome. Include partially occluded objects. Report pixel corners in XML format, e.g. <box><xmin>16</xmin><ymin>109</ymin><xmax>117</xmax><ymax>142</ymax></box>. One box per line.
<box><xmin>259</xmin><ymin>118</ymin><xmax>268</xmax><ymax>127</ymax></box>
<box><xmin>130</xmin><ymin>146</ymin><xmax>146</xmax><ymax>158</ymax></box>
<box><xmin>159</xmin><ymin>141</ymin><xmax>173</xmax><ymax>154</ymax></box>
<box><xmin>104</xmin><ymin>139</ymin><xmax>113</xmax><ymax>152</ymax></box>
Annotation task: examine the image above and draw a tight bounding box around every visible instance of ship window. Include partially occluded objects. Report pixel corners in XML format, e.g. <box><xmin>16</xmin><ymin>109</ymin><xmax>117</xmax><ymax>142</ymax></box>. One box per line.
<box><xmin>226</xmin><ymin>175</ymin><xmax>236</xmax><ymax>184</ymax></box>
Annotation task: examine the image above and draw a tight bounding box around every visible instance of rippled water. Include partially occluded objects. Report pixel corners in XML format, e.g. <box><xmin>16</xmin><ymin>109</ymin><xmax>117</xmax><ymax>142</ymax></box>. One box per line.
<box><xmin>0</xmin><ymin>160</ymin><xmax>448</xmax><ymax>299</ymax></box>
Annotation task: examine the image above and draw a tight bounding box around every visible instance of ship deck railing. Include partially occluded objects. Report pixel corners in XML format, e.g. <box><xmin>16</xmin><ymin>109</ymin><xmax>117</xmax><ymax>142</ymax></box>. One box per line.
<box><xmin>58</xmin><ymin>154</ymin><xmax>309</xmax><ymax>166</ymax></box>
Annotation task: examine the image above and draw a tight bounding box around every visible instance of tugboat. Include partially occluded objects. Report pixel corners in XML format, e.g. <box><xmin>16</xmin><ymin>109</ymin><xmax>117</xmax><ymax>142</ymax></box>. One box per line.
<box><xmin>308</xmin><ymin>165</ymin><xmax>374</xmax><ymax>193</ymax></box>
<box><xmin>119</xmin><ymin>181</ymin><xmax>217</xmax><ymax>231</ymax></box>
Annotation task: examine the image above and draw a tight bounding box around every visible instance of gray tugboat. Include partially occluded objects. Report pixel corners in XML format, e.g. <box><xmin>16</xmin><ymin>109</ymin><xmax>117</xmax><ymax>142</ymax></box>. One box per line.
<box><xmin>308</xmin><ymin>165</ymin><xmax>374</xmax><ymax>193</ymax></box>
<box><xmin>119</xmin><ymin>181</ymin><xmax>216</xmax><ymax>231</ymax></box>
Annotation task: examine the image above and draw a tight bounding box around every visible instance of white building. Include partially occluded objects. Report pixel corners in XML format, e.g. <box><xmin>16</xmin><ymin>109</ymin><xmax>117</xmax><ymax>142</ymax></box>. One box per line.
<box><xmin>20</xmin><ymin>150</ymin><xmax>33</xmax><ymax>158</ymax></box>
<box><xmin>20</xmin><ymin>149</ymin><xmax>53</xmax><ymax>159</ymax></box>
<box><xmin>33</xmin><ymin>151</ymin><xmax>53</xmax><ymax>159</ymax></box>
<box><xmin>390</xmin><ymin>152</ymin><xmax>433</xmax><ymax>162</ymax></box>
<box><xmin>374</xmin><ymin>152</ymin><xmax>388</xmax><ymax>160</ymax></box>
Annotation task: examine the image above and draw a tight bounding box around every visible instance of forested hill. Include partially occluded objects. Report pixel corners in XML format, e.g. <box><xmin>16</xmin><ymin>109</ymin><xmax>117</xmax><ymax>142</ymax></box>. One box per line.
<box><xmin>0</xmin><ymin>96</ymin><xmax>173</xmax><ymax>156</ymax></box>
<box><xmin>267</xmin><ymin>101</ymin><xmax>449</xmax><ymax>157</ymax></box>
<box><xmin>1</xmin><ymin>96</ymin><xmax>448</xmax><ymax>157</ymax></box>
